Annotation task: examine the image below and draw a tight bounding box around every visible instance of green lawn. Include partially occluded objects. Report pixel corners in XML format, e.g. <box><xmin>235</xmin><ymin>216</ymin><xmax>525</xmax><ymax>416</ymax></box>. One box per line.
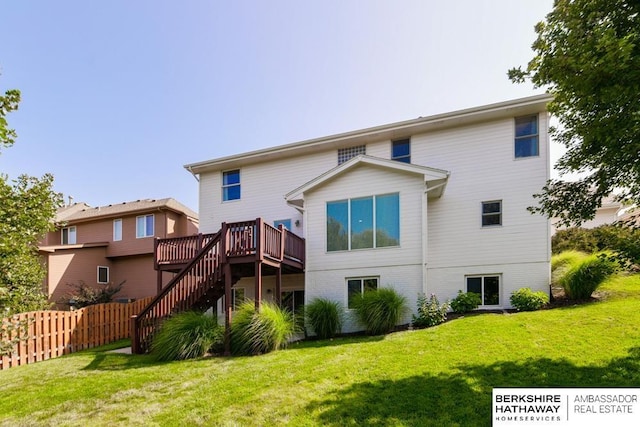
<box><xmin>2</xmin><ymin>275</ymin><xmax>640</xmax><ymax>426</ymax></box>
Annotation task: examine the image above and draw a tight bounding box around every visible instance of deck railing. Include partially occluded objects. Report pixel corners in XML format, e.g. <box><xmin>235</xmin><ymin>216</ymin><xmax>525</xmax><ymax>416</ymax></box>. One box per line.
<box><xmin>132</xmin><ymin>231</ymin><xmax>222</xmax><ymax>353</ymax></box>
<box><xmin>133</xmin><ymin>219</ymin><xmax>305</xmax><ymax>353</ymax></box>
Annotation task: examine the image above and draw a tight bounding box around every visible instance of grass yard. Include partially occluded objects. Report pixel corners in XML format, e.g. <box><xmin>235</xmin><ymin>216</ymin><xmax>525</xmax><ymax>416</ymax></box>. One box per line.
<box><xmin>2</xmin><ymin>275</ymin><xmax>640</xmax><ymax>426</ymax></box>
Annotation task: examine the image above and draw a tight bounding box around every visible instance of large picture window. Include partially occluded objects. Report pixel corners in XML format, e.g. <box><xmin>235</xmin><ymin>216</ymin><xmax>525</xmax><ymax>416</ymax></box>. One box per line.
<box><xmin>347</xmin><ymin>277</ymin><xmax>378</xmax><ymax>309</ymax></box>
<box><xmin>327</xmin><ymin>193</ymin><xmax>400</xmax><ymax>252</ymax></box>
<box><xmin>466</xmin><ymin>275</ymin><xmax>500</xmax><ymax>306</ymax></box>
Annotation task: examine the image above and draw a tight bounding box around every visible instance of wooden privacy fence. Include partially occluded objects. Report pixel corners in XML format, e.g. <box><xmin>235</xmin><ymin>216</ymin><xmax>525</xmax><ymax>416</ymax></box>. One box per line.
<box><xmin>0</xmin><ymin>297</ymin><xmax>152</xmax><ymax>370</ymax></box>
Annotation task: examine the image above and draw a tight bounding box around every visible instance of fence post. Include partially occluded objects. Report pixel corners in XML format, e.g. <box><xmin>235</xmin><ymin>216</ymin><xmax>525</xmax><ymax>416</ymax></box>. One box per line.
<box><xmin>130</xmin><ymin>315</ymin><xmax>139</xmax><ymax>354</ymax></box>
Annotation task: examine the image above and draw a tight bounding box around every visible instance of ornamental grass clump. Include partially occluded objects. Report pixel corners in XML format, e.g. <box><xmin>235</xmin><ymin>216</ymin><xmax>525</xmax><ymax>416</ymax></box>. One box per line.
<box><xmin>231</xmin><ymin>301</ymin><xmax>298</xmax><ymax>356</ymax></box>
<box><xmin>305</xmin><ymin>298</ymin><xmax>344</xmax><ymax>339</ymax></box>
<box><xmin>151</xmin><ymin>311</ymin><xmax>223</xmax><ymax>361</ymax></box>
<box><xmin>557</xmin><ymin>253</ymin><xmax>617</xmax><ymax>300</ymax></box>
<box><xmin>351</xmin><ymin>288</ymin><xmax>408</xmax><ymax>335</ymax></box>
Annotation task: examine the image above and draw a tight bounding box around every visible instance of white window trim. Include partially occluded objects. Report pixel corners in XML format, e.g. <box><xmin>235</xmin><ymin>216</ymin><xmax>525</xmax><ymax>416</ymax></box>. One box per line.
<box><xmin>97</xmin><ymin>266</ymin><xmax>109</xmax><ymax>284</ymax></box>
<box><xmin>465</xmin><ymin>274</ymin><xmax>502</xmax><ymax>307</ymax></box>
<box><xmin>346</xmin><ymin>276</ymin><xmax>379</xmax><ymax>309</ymax></box>
<box><xmin>61</xmin><ymin>226</ymin><xmax>77</xmax><ymax>245</ymax></box>
<box><xmin>481</xmin><ymin>200</ymin><xmax>502</xmax><ymax>228</ymax></box>
<box><xmin>514</xmin><ymin>114</ymin><xmax>540</xmax><ymax>159</ymax></box>
<box><xmin>113</xmin><ymin>219</ymin><xmax>122</xmax><ymax>241</ymax></box>
<box><xmin>327</xmin><ymin>193</ymin><xmax>400</xmax><ymax>252</ymax></box>
<box><xmin>391</xmin><ymin>138</ymin><xmax>411</xmax><ymax>163</ymax></box>
<box><xmin>136</xmin><ymin>214</ymin><xmax>154</xmax><ymax>239</ymax></box>
<box><xmin>222</xmin><ymin>169</ymin><xmax>241</xmax><ymax>202</ymax></box>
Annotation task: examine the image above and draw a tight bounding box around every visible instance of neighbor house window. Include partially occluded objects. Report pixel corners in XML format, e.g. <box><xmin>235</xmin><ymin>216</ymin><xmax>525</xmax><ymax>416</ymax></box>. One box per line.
<box><xmin>515</xmin><ymin>115</ymin><xmax>539</xmax><ymax>158</ymax></box>
<box><xmin>327</xmin><ymin>193</ymin><xmax>400</xmax><ymax>251</ymax></box>
<box><xmin>347</xmin><ymin>277</ymin><xmax>378</xmax><ymax>309</ymax></box>
<box><xmin>338</xmin><ymin>145</ymin><xmax>366</xmax><ymax>164</ymax></box>
<box><xmin>222</xmin><ymin>169</ymin><xmax>241</xmax><ymax>201</ymax></box>
<box><xmin>136</xmin><ymin>214</ymin><xmax>154</xmax><ymax>238</ymax></box>
<box><xmin>113</xmin><ymin>219</ymin><xmax>122</xmax><ymax>241</ymax></box>
<box><xmin>274</xmin><ymin>219</ymin><xmax>292</xmax><ymax>230</ymax></box>
<box><xmin>61</xmin><ymin>226</ymin><xmax>76</xmax><ymax>245</ymax></box>
<box><xmin>391</xmin><ymin>139</ymin><xmax>411</xmax><ymax>163</ymax></box>
<box><xmin>232</xmin><ymin>287</ymin><xmax>245</xmax><ymax>310</ymax></box>
<box><xmin>97</xmin><ymin>266</ymin><xmax>109</xmax><ymax>284</ymax></box>
<box><xmin>481</xmin><ymin>201</ymin><xmax>502</xmax><ymax>227</ymax></box>
<box><xmin>466</xmin><ymin>275</ymin><xmax>500</xmax><ymax>306</ymax></box>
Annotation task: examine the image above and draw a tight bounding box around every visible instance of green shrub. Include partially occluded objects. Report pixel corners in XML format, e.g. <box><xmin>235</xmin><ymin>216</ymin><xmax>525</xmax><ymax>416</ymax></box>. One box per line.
<box><xmin>412</xmin><ymin>294</ymin><xmax>449</xmax><ymax>328</ymax></box>
<box><xmin>510</xmin><ymin>287</ymin><xmax>549</xmax><ymax>311</ymax></box>
<box><xmin>552</xmin><ymin>224</ymin><xmax>640</xmax><ymax>266</ymax></box>
<box><xmin>231</xmin><ymin>301</ymin><xmax>298</xmax><ymax>355</ymax></box>
<box><xmin>305</xmin><ymin>298</ymin><xmax>343</xmax><ymax>339</ymax></box>
<box><xmin>557</xmin><ymin>253</ymin><xmax>618</xmax><ymax>300</ymax></box>
<box><xmin>151</xmin><ymin>311</ymin><xmax>223</xmax><ymax>361</ymax></box>
<box><xmin>551</xmin><ymin>250</ymin><xmax>590</xmax><ymax>286</ymax></box>
<box><xmin>450</xmin><ymin>291</ymin><xmax>482</xmax><ymax>313</ymax></box>
<box><xmin>351</xmin><ymin>288</ymin><xmax>408</xmax><ymax>335</ymax></box>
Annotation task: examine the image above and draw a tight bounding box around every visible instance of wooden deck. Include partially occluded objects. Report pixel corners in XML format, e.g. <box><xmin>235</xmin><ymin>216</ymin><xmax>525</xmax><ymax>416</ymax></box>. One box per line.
<box><xmin>132</xmin><ymin>218</ymin><xmax>305</xmax><ymax>354</ymax></box>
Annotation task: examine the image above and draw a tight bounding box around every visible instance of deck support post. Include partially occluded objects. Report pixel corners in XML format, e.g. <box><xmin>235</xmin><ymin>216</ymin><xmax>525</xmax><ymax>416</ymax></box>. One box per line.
<box><xmin>255</xmin><ymin>261</ymin><xmax>262</xmax><ymax>312</ymax></box>
<box><xmin>275</xmin><ymin>267</ymin><xmax>282</xmax><ymax>306</ymax></box>
<box><xmin>224</xmin><ymin>262</ymin><xmax>232</xmax><ymax>356</ymax></box>
<box><xmin>156</xmin><ymin>270</ymin><xmax>163</xmax><ymax>294</ymax></box>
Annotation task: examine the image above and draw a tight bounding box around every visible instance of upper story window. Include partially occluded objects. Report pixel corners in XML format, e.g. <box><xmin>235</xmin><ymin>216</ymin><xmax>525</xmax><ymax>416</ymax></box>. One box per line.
<box><xmin>391</xmin><ymin>139</ymin><xmax>411</xmax><ymax>163</ymax></box>
<box><xmin>482</xmin><ymin>200</ymin><xmax>502</xmax><ymax>227</ymax></box>
<box><xmin>338</xmin><ymin>145</ymin><xmax>366</xmax><ymax>165</ymax></box>
<box><xmin>136</xmin><ymin>214</ymin><xmax>154</xmax><ymax>238</ymax></box>
<box><xmin>113</xmin><ymin>219</ymin><xmax>122</xmax><ymax>241</ymax></box>
<box><xmin>514</xmin><ymin>115</ymin><xmax>539</xmax><ymax>158</ymax></box>
<box><xmin>223</xmin><ymin>169</ymin><xmax>241</xmax><ymax>201</ymax></box>
<box><xmin>327</xmin><ymin>193</ymin><xmax>399</xmax><ymax>251</ymax></box>
<box><xmin>61</xmin><ymin>226</ymin><xmax>76</xmax><ymax>245</ymax></box>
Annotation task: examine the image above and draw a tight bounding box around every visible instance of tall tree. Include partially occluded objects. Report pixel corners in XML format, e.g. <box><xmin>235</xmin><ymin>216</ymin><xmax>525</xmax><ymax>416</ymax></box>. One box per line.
<box><xmin>0</xmin><ymin>82</ymin><xmax>63</xmax><ymax>315</ymax></box>
<box><xmin>509</xmin><ymin>0</ymin><xmax>640</xmax><ymax>226</ymax></box>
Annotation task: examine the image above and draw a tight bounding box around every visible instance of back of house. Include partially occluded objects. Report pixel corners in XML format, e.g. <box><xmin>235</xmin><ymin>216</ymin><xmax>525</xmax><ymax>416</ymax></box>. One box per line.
<box><xmin>186</xmin><ymin>94</ymin><xmax>551</xmax><ymax>331</ymax></box>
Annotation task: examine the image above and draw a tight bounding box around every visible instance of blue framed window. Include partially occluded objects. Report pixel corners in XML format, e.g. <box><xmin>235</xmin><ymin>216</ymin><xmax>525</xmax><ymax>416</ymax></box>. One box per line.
<box><xmin>392</xmin><ymin>139</ymin><xmax>410</xmax><ymax>163</ymax></box>
<box><xmin>515</xmin><ymin>115</ymin><xmax>539</xmax><ymax>158</ymax></box>
<box><xmin>327</xmin><ymin>193</ymin><xmax>399</xmax><ymax>251</ymax></box>
<box><xmin>223</xmin><ymin>170</ymin><xmax>241</xmax><ymax>201</ymax></box>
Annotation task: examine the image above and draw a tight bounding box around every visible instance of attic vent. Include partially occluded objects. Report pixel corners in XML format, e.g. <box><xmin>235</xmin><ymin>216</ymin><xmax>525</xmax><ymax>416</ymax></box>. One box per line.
<box><xmin>338</xmin><ymin>145</ymin><xmax>366</xmax><ymax>165</ymax></box>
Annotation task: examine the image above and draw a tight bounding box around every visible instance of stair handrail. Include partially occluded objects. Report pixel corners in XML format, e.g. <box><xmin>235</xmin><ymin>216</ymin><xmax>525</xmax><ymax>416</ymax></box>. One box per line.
<box><xmin>131</xmin><ymin>230</ymin><xmax>222</xmax><ymax>353</ymax></box>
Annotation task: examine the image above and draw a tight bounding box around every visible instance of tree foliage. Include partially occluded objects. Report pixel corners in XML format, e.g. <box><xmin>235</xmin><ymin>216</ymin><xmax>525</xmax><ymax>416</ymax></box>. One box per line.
<box><xmin>509</xmin><ymin>0</ymin><xmax>640</xmax><ymax>226</ymax></box>
<box><xmin>0</xmin><ymin>82</ymin><xmax>63</xmax><ymax>315</ymax></box>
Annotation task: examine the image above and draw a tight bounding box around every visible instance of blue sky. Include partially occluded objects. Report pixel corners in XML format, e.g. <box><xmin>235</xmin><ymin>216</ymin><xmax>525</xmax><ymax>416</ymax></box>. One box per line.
<box><xmin>1</xmin><ymin>1</ymin><xmax>554</xmax><ymax>212</ymax></box>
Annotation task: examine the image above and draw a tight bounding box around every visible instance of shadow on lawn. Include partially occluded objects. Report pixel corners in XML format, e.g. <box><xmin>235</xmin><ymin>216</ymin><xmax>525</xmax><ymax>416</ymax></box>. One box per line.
<box><xmin>306</xmin><ymin>347</ymin><xmax>640</xmax><ymax>427</ymax></box>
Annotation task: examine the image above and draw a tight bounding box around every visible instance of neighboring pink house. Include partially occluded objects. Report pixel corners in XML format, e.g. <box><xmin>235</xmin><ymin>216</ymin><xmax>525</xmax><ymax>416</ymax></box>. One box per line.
<box><xmin>39</xmin><ymin>198</ymin><xmax>198</xmax><ymax>307</ymax></box>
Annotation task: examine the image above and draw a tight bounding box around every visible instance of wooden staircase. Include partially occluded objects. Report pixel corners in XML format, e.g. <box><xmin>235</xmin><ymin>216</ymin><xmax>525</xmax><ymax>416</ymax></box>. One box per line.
<box><xmin>131</xmin><ymin>219</ymin><xmax>305</xmax><ymax>354</ymax></box>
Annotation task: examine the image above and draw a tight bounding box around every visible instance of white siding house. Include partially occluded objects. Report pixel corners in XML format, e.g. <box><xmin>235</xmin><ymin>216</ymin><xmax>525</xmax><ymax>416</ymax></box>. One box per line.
<box><xmin>185</xmin><ymin>94</ymin><xmax>552</xmax><ymax>332</ymax></box>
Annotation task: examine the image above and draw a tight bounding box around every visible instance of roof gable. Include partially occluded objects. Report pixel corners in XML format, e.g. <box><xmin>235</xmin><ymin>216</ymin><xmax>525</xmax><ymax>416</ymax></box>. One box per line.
<box><xmin>285</xmin><ymin>155</ymin><xmax>449</xmax><ymax>208</ymax></box>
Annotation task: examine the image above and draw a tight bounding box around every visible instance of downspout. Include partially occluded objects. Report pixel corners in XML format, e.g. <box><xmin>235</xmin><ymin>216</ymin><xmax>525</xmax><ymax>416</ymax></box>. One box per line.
<box><xmin>422</xmin><ymin>180</ymin><xmax>449</xmax><ymax>296</ymax></box>
<box><xmin>186</xmin><ymin>166</ymin><xmax>200</xmax><ymax>182</ymax></box>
